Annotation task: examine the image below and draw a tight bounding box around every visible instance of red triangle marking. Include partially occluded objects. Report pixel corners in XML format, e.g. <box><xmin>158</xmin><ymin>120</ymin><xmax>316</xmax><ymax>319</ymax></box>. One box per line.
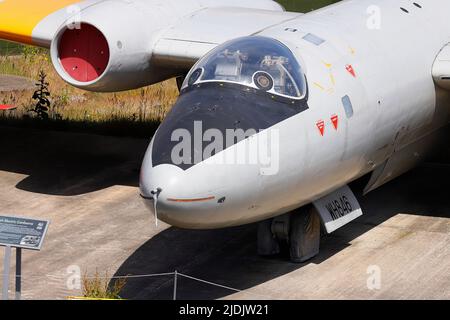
<box><xmin>331</xmin><ymin>114</ymin><xmax>339</xmax><ymax>130</ymax></box>
<box><xmin>346</xmin><ymin>64</ymin><xmax>356</xmax><ymax>77</ymax></box>
<box><xmin>316</xmin><ymin>120</ymin><xmax>325</xmax><ymax>136</ymax></box>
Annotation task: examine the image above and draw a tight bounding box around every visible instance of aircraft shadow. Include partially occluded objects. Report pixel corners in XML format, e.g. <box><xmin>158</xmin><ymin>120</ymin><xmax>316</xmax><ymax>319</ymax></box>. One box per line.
<box><xmin>0</xmin><ymin>126</ymin><xmax>149</xmax><ymax>196</ymax></box>
<box><xmin>1</xmin><ymin>126</ymin><xmax>448</xmax><ymax>299</ymax></box>
<box><xmin>114</xmin><ymin>165</ymin><xmax>450</xmax><ymax>300</ymax></box>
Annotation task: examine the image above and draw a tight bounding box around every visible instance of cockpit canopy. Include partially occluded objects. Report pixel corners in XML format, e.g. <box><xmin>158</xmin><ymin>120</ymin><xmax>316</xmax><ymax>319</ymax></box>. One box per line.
<box><xmin>182</xmin><ymin>36</ymin><xmax>307</xmax><ymax>100</ymax></box>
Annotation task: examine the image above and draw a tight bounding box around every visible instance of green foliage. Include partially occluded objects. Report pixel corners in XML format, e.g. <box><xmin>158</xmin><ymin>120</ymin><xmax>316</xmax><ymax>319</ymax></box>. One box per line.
<box><xmin>0</xmin><ymin>57</ymin><xmax>20</xmax><ymax>76</ymax></box>
<box><xmin>58</xmin><ymin>89</ymin><xmax>71</xmax><ymax>106</ymax></box>
<box><xmin>22</xmin><ymin>45</ymin><xmax>44</xmax><ymax>60</ymax></box>
<box><xmin>31</xmin><ymin>70</ymin><xmax>51</xmax><ymax>119</ymax></box>
<box><xmin>0</xmin><ymin>40</ymin><xmax>22</xmax><ymax>56</ymax></box>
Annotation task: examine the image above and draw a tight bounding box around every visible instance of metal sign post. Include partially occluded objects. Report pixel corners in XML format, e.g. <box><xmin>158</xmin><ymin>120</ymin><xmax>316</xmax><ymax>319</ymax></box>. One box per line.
<box><xmin>2</xmin><ymin>246</ymin><xmax>11</xmax><ymax>300</ymax></box>
<box><xmin>0</xmin><ymin>215</ymin><xmax>49</xmax><ymax>300</ymax></box>
<box><xmin>15</xmin><ymin>248</ymin><xmax>21</xmax><ymax>300</ymax></box>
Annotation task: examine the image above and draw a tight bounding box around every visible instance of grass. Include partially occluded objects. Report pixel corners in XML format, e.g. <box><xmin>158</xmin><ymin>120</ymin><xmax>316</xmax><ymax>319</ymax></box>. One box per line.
<box><xmin>0</xmin><ymin>53</ymin><xmax>178</xmax><ymax>137</ymax></box>
<box><xmin>0</xmin><ymin>40</ymin><xmax>22</xmax><ymax>56</ymax></box>
<box><xmin>0</xmin><ymin>53</ymin><xmax>178</xmax><ymax>120</ymax></box>
<box><xmin>82</xmin><ymin>270</ymin><xmax>127</xmax><ymax>300</ymax></box>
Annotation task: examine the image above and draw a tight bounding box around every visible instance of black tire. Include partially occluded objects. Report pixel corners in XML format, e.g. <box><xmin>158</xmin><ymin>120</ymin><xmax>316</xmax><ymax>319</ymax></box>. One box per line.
<box><xmin>257</xmin><ymin>219</ymin><xmax>280</xmax><ymax>256</ymax></box>
<box><xmin>289</xmin><ymin>206</ymin><xmax>321</xmax><ymax>263</ymax></box>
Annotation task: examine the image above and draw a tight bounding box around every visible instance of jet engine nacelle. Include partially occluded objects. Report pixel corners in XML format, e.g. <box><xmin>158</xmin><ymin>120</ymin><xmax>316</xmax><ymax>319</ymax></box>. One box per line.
<box><xmin>50</xmin><ymin>0</ymin><xmax>183</xmax><ymax>92</ymax></box>
<box><xmin>432</xmin><ymin>43</ymin><xmax>450</xmax><ymax>91</ymax></box>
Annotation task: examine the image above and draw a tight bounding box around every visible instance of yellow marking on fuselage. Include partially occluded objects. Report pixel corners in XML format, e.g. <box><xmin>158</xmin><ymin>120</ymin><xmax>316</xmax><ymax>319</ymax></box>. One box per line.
<box><xmin>322</xmin><ymin>61</ymin><xmax>332</xmax><ymax>69</ymax></box>
<box><xmin>0</xmin><ymin>0</ymin><xmax>81</xmax><ymax>44</ymax></box>
<box><xmin>329</xmin><ymin>73</ymin><xmax>336</xmax><ymax>86</ymax></box>
<box><xmin>313</xmin><ymin>82</ymin><xmax>325</xmax><ymax>91</ymax></box>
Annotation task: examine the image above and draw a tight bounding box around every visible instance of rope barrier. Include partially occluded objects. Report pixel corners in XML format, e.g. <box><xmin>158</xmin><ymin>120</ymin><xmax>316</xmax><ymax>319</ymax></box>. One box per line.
<box><xmin>85</xmin><ymin>272</ymin><xmax>175</xmax><ymax>280</ymax></box>
<box><xmin>0</xmin><ymin>270</ymin><xmax>277</xmax><ymax>300</ymax></box>
<box><xmin>177</xmin><ymin>273</ymin><xmax>242</xmax><ymax>293</ymax></box>
<box><xmin>0</xmin><ymin>272</ymin><xmax>175</xmax><ymax>280</ymax></box>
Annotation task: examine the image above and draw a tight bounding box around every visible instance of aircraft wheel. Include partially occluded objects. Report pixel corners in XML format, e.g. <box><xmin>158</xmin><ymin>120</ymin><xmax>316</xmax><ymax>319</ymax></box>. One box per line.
<box><xmin>289</xmin><ymin>206</ymin><xmax>321</xmax><ymax>263</ymax></box>
<box><xmin>257</xmin><ymin>218</ymin><xmax>280</xmax><ymax>256</ymax></box>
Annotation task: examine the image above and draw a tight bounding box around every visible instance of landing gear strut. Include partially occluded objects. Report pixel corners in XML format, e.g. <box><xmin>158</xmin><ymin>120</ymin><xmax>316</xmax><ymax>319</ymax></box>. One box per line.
<box><xmin>257</xmin><ymin>206</ymin><xmax>321</xmax><ymax>263</ymax></box>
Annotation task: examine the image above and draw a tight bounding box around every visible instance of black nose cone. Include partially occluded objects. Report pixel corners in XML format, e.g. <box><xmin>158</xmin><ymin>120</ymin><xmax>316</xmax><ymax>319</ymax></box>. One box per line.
<box><xmin>152</xmin><ymin>83</ymin><xmax>308</xmax><ymax>170</ymax></box>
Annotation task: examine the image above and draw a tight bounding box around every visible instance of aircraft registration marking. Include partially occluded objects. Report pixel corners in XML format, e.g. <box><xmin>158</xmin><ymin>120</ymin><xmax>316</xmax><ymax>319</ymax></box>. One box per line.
<box><xmin>313</xmin><ymin>185</ymin><xmax>363</xmax><ymax>233</ymax></box>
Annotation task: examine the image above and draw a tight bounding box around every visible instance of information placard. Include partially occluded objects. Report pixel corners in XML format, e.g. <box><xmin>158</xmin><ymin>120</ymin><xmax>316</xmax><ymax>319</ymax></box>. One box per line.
<box><xmin>0</xmin><ymin>215</ymin><xmax>49</xmax><ymax>250</ymax></box>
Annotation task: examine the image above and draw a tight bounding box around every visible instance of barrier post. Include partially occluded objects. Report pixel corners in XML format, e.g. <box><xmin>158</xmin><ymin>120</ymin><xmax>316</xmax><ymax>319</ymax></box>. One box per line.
<box><xmin>173</xmin><ymin>270</ymin><xmax>178</xmax><ymax>301</ymax></box>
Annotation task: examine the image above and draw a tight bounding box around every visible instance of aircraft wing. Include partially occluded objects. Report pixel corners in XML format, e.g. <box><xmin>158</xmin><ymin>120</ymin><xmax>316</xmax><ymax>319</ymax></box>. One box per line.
<box><xmin>0</xmin><ymin>0</ymin><xmax>92</xmax><ymax>46</ymax></box>
<box><xmin>0</xmin><ymin>0</ymin><xmax>295</xmax><ymax>47</ymax></box>
<box><xmin>152</xmin><ymin>7</ymin><xmax>300</xmax><ymax>69</ymax></box>
<box><xmin>0</xmin><ymin>0</ymin><xmax>299</xmax><ymax>91</ymax></box>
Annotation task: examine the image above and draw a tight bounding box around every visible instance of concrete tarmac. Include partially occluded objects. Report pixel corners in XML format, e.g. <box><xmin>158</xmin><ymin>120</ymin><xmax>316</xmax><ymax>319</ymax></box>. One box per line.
<box><xmin>0</xmin><ymin>75</ymin><xmax>35</xmax><ymax>92</ymax></box>
<box><xmin>0</xmin><ymin>126</ymin><xmax>448</xmax><ymax>300</ymax></box>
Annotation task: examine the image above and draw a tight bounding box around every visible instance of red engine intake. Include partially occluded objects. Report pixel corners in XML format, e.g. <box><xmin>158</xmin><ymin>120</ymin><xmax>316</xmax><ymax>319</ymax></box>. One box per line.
<box><xmin>50</xmin><ymin>1</ymin><xmax>178</xmax><ymax>92</ymax></box>
<box><xmin>58</xmin><ymin>24</ymin><xmax>110</xmax><ymax>83</ymax></box>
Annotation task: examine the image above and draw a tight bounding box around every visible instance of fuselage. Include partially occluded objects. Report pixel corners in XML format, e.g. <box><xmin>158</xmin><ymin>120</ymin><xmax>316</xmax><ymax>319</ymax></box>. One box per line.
<box><xmin>140</xmin><ymin>0</ymin><xmax>450</xmax><ymax>229</ymax></box>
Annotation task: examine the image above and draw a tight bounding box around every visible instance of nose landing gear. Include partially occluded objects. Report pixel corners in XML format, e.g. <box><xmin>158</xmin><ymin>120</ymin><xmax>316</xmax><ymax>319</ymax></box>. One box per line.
<box><xmin>257</xmin><ymin>205</ymin><xmax>321</xmax><ymax>263</ymax></box>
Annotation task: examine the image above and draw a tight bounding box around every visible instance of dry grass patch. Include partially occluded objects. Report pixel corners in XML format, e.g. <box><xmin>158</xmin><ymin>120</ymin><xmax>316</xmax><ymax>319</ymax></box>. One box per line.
<box><xmin>82</xmin><ymin>270</ymin><xmax>127</xmax><ymax>300</ymax></box>
<box><xmin>0</xmin><ymin>51</ymin><xmax>178</xmax><ymax>126</ymax></box>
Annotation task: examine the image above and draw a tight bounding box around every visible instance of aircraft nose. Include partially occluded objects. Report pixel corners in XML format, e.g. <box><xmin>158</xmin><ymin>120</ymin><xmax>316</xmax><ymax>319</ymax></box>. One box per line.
<box><xmin>140</xmin><ymin>83</ymin><xmax>304</xmax><ymax>229</ymax></box>
<box><xmin>140</xmin><ymin>148</ymin><xmax>225</xmax><ymax>229</ymax></box>
<box><xmin>139</xmin><ymin>162</ymin><xmax>181</xmax><ymax>204</ymax></box>
<box><xmin>139</xmin><ymin>136</ymin><xmax>274</xmax><ymax>229</ymax></box>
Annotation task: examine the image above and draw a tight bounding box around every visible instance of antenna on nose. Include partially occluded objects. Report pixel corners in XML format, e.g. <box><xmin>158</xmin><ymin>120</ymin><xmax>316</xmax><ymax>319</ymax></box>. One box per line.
<box><xmin>151</xmin><ymin>188</ymin><xmax>162</xmax><ymax>227</ymax></box>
